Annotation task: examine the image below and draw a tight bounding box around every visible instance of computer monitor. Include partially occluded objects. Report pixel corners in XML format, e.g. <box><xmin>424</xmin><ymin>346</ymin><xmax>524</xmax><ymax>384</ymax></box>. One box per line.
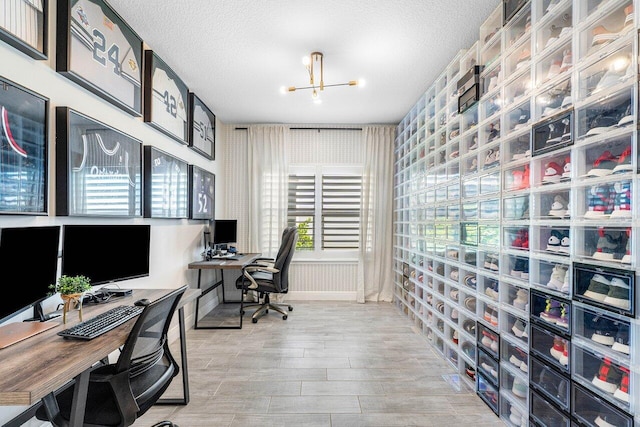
<box><xmin>0</xmin><ymin>226</ymin><xmax>61</xmax><ymax>322</ymax></box>
<box><xmin>62</xmin><ymin>224</ymin><xmax>150</xmax><ymax>286</ymax></box>
<box><xmin>213</xmin><ymin>219</ymin><xmax>237</xmax><ymax>246</ymax></box>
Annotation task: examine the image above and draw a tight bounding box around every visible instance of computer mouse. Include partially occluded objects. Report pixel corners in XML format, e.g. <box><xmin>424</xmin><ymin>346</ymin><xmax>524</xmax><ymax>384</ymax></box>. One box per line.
<box><xmin>134</xmin><ymin>298</ymin><xmax>150</xmax><ymax>307</ymax></box>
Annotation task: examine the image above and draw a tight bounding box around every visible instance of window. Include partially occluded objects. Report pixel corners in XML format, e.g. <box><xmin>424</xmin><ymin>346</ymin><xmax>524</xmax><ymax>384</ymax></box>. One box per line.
<box><xmin>288</xmin><ymin>166</ymin><xmax>362</xmax><ymax>256</ymax></box>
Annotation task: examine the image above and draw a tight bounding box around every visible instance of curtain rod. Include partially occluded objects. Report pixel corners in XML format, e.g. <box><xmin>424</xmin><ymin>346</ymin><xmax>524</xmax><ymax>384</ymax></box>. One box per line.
<box><xmin>234</xmin><ymin>127</ymin><xmax>362</xmax><ymax>131</ymax></box>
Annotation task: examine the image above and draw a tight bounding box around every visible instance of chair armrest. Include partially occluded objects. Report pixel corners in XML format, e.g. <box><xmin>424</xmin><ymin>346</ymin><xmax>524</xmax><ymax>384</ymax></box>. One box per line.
<box><xmin>240</xmin><ymin>264</ymin><xmax>280</xmax><ymax>290</ymax></box>
<box><xmin>90</xmin><ymin>369</ymin><xmax>139</xmax><ymax>425</ymax></box>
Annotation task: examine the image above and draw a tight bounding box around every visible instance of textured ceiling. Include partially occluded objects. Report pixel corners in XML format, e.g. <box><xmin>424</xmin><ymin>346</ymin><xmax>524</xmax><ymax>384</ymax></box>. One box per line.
<box><xmin>107</xmin><ymin>0</ymin><xmax>500</xmax><ymax>125</ymax></box>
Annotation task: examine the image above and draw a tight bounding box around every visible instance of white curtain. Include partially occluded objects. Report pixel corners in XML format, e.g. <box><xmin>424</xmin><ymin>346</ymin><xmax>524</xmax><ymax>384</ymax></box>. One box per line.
<box><xmin>357</xmin><ymin>126</ymin><xmax>395</xmax><ymax>302</ymax></box>
<box><xmin>246</xmin><ymin>125</ymin><xmax>289</xmax><ymax>258</ymax></box>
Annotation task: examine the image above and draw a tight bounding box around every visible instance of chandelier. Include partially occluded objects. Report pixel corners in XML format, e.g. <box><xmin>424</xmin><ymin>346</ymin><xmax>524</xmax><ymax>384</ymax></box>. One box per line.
<box><xmin>282</xmin><ymin>52</ymin><xmax>363</xmax><ymax>103</ymax></box>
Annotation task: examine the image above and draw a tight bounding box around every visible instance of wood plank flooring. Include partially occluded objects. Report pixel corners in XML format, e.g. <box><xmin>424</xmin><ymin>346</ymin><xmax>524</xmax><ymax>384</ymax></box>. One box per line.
<box><xmin>133</xmin><ymin>301</ymin><xmax>505</xmax><ymax>427</ymax></box>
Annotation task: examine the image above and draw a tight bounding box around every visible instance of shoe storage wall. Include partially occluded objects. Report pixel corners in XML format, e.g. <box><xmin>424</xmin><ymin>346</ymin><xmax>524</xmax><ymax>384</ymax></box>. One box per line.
<box><xmin>393</xmin><ymin>1</ymin><xmax>640</xmax><ymax>426</ymax></box>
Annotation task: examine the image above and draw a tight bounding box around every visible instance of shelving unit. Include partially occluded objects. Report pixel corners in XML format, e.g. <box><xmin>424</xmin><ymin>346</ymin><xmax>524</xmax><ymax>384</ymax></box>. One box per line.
<box><xmin>393</xmin><ymin>1</ymin><xmax>639</xmax><ymax>425</ymax></box>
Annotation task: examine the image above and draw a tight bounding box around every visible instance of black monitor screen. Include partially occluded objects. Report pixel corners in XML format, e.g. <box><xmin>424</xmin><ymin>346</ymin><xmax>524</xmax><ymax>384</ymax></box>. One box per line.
<box><xmin>62</xmin><ymin>224</ymin><xmax>150</xmax><ymax>286</ymax></box>
<box><xmin>0</xmin><ymin>226</ymin><xmax>60</xmax><ymax>322</ymax></box>
<box><xmin>213</xmin><ymin>219</ymin><xmax>237</xmax><ymax>244</ymax></box>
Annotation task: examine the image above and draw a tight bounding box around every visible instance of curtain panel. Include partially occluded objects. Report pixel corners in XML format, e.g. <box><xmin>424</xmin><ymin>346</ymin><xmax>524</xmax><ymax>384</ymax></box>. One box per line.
<box><xmin>357</xmin><ymin>125</ymin><xmax>395</xmax><ymax>302</ymax></box>
<box><xmin>247</xmin><ymin>125</ymin><xmax>289</xmax><ymax>258</ymax></box>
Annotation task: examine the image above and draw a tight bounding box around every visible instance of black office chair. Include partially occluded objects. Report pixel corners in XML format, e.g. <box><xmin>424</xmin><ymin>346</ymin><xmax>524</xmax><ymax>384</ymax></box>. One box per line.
<box><xmin>236</xmin><ymin>226</ymin><xmax>298</xmax><ymax>323</ymax></box>
<box><xmin>35</xmin><ymin>285</ymin><xmax>187</xmax><ymax>427</ymax></box>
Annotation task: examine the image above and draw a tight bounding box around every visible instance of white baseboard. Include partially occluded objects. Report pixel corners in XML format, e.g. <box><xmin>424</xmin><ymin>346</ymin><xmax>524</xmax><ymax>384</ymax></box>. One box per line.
<box><xmin>284</xmin><ymin>291</ymin><xmax>357</xmax><ymax>301</ymax></box>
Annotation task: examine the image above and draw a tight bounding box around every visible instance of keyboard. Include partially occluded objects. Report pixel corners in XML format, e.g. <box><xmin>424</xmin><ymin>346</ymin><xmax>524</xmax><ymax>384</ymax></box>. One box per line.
<box><xmin>57</xmin><ymin>305</ymin><xmax>144</xmax><ymax>340</ymax></box>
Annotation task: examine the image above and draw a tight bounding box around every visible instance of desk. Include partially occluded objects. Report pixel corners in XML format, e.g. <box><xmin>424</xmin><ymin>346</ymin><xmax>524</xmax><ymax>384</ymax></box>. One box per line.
<box><xmin>0</xmin><ymin>287</ymin><xmax>200</xmax><ymax>427</ymax></box>
<box><xmin>188</xmin><ymin>253</ymin><xmax>261</xmax><ymax>329</ymax></box>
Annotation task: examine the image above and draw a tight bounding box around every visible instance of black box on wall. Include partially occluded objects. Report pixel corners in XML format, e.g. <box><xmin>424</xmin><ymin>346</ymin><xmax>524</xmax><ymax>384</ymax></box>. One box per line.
<box><xmin>503</xmin><ymin>0</ymin><xmax>527</xmax><ymax>25</ymax></box>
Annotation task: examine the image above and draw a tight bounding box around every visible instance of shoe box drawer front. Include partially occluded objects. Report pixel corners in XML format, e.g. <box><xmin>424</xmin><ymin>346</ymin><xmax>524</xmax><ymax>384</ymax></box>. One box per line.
<box><xmin>503</xmin><ymin>99</ymin><xmax>531</xmax><ymax>138</ymax></box>
<box><xmin>477</xmin><ymin>370</ymin><xmax>500</xmax><ymax>415</ymax></box>
<box><xmin>572</xmin><ymin>302</ymin><xmax>631</xmax><ymax>359</ymax></box>
<box><xmin>500</xmin><ymin>394</ymin><xmax>528</xmax><ymax>427</ymax></box>
<box><xmin>503</xmin><ymin>163</ymin><xmax>531</xmax><ymax>192</ymax></box>
<box><xmin>504</xmin><ymin>69</ymin><xmax>532</xmax><ymax>112</ymax></box>
<box><xmin>531</xmin><ymin>224</ymin><xmax>571</xmax><ymax>257</ymax></box>
<box><xmin>503</xmin><ymin>225</ymin><xmax>530</xmax><ymax>252</ymax></box>
<box><xmin>501</xmin><ymin>363</ymin><xmax>529</xmax><ymax>407</ymax></box>
<box><xmin>529</xmin><ymin>322</ymin><xmax>570</xmax><ymax>375</ymax></box>
<box><xmin>531</xmin><ymin>111</ymin><xmax>573</xmax><ymax>158</ymax></box>
<box><xmin>534</xmin><ymin>38</ymin><xmax>572</xmax><ymax>90</ymax></box>
<box><xmin>502</xmin><ymin>193</ymin><xmax>528</xmax><ymax>224</ymax></box>
<box><xmin>575</xmin><ymin>178</ymin><xmax>634</xmax><ymax>223</ymax></box>
<box><xmin>477</xmin><ymin>271</ymin><xmax>500</xmax><ymax>303</ymax></box>
<box><xmin>501</xmin><ymin>308</ymin><xmax>529</xmax><ymax>346</ymax></box>
<box><xmin>478</xmin><ymin>297</ymin><xmax>501</xmax><ymax>331</ymax></box>
<box><xmin>477</xmin><ymin>345</ymin><xmax>499</xmax><ymax>388</ymax></box>
<box><xmin>574</xmin><ymin>84</ymin><xmax>633</xmax><ymax>140</ymax></box>
<box><xmin>530</xmin><ymin>188</ymin><xmax>571</xmax><ymax>221</ymax></box>
<box><xmin>501</xmin><ymin>335</ymin><xmax>529</xmax><ymax>377</ymax></box>
<box><xmin>530</xmin><ymin>290</ymin><xmax>571</xmax><ymax>335</ymax></box>
<box><xmin>577</xmin><ymin>36</ymin><xmax>633</xmax><ymax>102</ymax></box>
<box><xmin>500</xmin><ymin>279</ymin><xmax>529</xmax><ymax>314</ymax></box>
<box><xmin>477</xmin><ymin>320</ymin><xmax>500</xmax><ymax>359</ymax></box>
<box><xmin>572</xmin><ymin>382</ymin><xmax>634</xmax><ymax>427</ymax></box>
<box><xmin>528</xmin><ymin>257</ymin><xmax>570</xmax><ymax>297</ymax></box>
<box><xmin>533</xmin><ymin>75</ymin><xmax>572</xmax><ymax>124</ymax></box>
<box><xmin>571</xmin><ymin>341</ymin><xmax>632</xmax><ymax>413</ymax></box>
<box><xmin>529</xmin><ymin>354</ymin><xmax>570</xmax><ymax>412</ymax></box>
<box><xmin>529</xmin><ymin>388</ymin><xmax>571</xmax><ymax>427</ymax></box>
<box><xmin>576</xmin><ymin>0</ymin><xmax>634</xmax><ymax>68</ymax></box>
<box><xmin>572</xmin><ymin>262</ymin><xmax>635</xmax><ymax>317</ymax></box>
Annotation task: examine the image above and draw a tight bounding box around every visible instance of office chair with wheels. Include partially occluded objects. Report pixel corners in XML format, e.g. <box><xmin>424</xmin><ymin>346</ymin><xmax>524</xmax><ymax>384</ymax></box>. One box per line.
<box><xmin>236</xmin><ymin>226</ymin><xmax>298</xmax><ymax>323</ymax></box>
<box><xmin>35</xmin><ymin>285</ymin><xmax>187</xmax><ymax>427</ymax></box>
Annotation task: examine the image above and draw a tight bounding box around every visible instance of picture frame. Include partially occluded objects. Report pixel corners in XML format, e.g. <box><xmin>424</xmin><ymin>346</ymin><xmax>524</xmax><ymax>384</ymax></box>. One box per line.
<box><xmin>143</xmin><ymin>145</ymin><xmax>188</xmax><ymax>219</ymax></box>
<box><xmin>0</xmin><ymin>77</ymin><xmax>48</xmax><ymax>215</ymax></box>
<box><xmin>56</xmin><ymin>107</ymin><xmax>142</xmax><ymax>217</ymax></box>
<box><xmin>56</xmin><ymin>0</ymin><xmax>143</xmax><ymax>116</ymax></box>
<box><xmin>0</xmin><ymin>0</ymin><xmax>47</xmax><ymax>59</ymax></box>
<box><xmin>188</xmin><ymin>92</ymin><xmax>215</xmax><ymax>160</ymax></box>
<box><xmin>144</xmin><ymin>50</ymin><xmax>189</xmax><ymax>144</ymax></box>
<box><xmin>188</xmin><ymin>165</ymin><xmax>214</xmax><ymax>220</ymax></box>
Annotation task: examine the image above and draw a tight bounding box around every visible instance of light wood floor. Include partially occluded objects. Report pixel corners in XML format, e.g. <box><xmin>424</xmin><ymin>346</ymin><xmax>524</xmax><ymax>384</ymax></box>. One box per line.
<box><xmin>134</xmin><ymin>301</ymin><xmax>505</xmax><ymax>427</ymax></box>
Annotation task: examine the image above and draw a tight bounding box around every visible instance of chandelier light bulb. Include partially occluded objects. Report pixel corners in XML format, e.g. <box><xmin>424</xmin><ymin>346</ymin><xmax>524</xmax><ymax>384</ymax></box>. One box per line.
<box><xmin>302</xmin><ymin>56</ymin><xmax>310</xmax><ymax>66</ymax></box>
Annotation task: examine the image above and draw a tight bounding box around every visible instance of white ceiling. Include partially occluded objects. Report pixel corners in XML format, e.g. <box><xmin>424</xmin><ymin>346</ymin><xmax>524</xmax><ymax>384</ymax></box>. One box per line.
<box><xmin>107</xmin><ymin>0</ymin><xmax>500</xmax><ymax>125</ymax></box>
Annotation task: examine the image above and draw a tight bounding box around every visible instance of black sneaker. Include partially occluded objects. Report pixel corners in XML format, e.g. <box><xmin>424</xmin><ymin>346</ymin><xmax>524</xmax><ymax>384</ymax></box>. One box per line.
<box><xmin>590</xmin><ymin>315</ymin><xmax>618</xmax><ymax>346</ymax></box>
<box><xmin>611</xmin><ymin>322</ymin><xmax>630</xmax><ymax>354</ymax></box>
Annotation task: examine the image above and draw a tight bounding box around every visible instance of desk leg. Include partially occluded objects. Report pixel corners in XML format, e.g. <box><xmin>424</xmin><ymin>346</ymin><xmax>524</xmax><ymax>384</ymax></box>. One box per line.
<box><xmin>194</xmin><ymin>268</ymin><xmax>243</xmax><ymax>330</ymax></box>
<box><xmin>157</xmin><ymin>306</ymin><xmax>189</xmax><ymax>405</ymax></box>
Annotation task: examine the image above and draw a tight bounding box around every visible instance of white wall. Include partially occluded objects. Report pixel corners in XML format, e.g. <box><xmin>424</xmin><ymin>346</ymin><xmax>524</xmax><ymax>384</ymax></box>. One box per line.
<box><xmin>0</xmin><ymin>2</ymin><xmax>224</xmax><ymax>423</ymax></box>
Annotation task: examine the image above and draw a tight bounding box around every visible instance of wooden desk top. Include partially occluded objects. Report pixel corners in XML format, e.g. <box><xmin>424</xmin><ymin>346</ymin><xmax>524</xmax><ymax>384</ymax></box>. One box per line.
<box><xmin>0</xmin><ymin>287</ymin><xmax>199</xmax><ymax>406</ymax></box>
<box><xmin>188</xmin><ymin>253</ymin><xmax>262</xmax><ymax>270</ymax></box>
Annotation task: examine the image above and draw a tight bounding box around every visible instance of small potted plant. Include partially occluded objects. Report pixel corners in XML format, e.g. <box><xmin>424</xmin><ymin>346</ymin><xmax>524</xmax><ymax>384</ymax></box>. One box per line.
<box><xmin>49</xmin><ymin>275</ymin><xmax>92</xmax><ymax>323</ymax></box>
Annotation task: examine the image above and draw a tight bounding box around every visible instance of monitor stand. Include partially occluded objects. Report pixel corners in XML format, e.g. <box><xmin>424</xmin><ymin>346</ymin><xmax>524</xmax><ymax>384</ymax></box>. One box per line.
<box><xmin>24</xmin><ymin>302</ymin><xmax>61</xmax><ymax>322</ymax></box>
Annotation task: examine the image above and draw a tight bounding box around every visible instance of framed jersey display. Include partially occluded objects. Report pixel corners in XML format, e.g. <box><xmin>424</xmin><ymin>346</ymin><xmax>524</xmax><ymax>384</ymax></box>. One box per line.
<box><xmin>56</xmin><ymin>0</ymin><xmax>143</xmax><ymax>116</ymax></box>
<box><xmin>188</xmin><ymin>164</ymin><xmax>214</xmax><ymax>220</ymax></box>
<box><xmin>143</xmin><ymin>145</ymin><xmax>188</xmax><ymax>219</ymax></box>
<box><xmin>144</xmin><ymin>50</ymin><xmax>189</xmax><ymax>144</ymax></box>
<box><xmin>188</xmin><ymin>92</ymin><xmax>215</xmax><ymax>160</ymax></box>
<box><xmin>0</xmin><ymin>0</ymin><xmax>47</xmax><ymax>59</ymax></box>
<box><xmin>0</xmin><ymin>77</ymin><xmax>48</xmax><ymax>214</ymax></box>
<box><xmin>56</xmin><ymin>107</ymin><xmax>142</xmax><ymax>217</ymax></box>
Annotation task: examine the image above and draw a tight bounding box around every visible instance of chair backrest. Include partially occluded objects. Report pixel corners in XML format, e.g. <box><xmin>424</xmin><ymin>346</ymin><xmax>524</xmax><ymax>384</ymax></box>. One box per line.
<box><xmin>272</xmin><ymin>227</ymin><xmax>298</xmax><ymax>293</ymax></box>
<box><xmin>115</xmin><ymin>285</ymin><xmax>187</xmax><ymax>415</ymax></box>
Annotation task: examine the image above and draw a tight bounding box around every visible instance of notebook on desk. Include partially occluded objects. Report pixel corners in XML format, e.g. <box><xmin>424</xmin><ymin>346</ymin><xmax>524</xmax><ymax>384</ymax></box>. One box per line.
<box><xmin>0</xmin><ymin>321</ymin><xmax>58</xmax><ymax>349</ymax></box>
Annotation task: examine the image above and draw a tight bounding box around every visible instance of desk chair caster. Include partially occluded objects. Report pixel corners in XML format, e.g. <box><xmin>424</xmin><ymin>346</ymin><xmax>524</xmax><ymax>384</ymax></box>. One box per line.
<box><xmin>152</xmin><ymin>422</ymin><xmax>179</xmax><ymax>427</ymax></box>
